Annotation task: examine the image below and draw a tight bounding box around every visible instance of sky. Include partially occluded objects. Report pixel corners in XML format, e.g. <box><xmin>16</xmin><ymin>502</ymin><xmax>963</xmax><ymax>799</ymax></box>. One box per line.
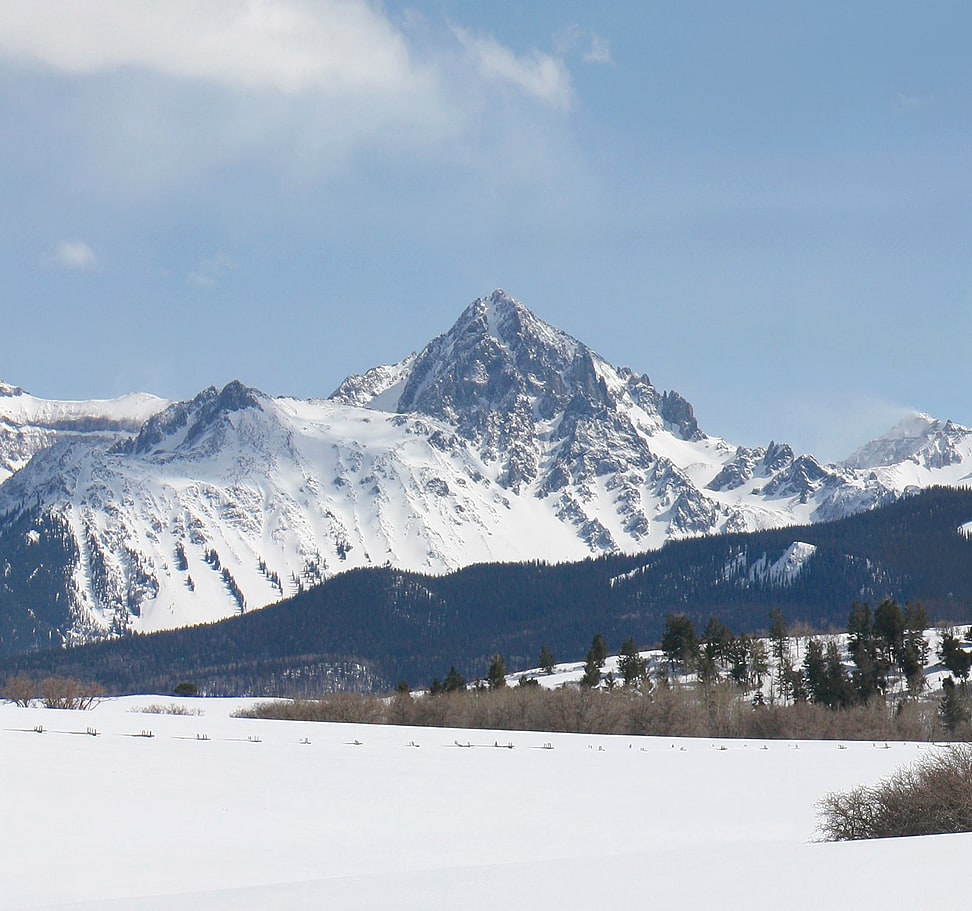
<box><xmin>1</xmin><ymin>1</ymin><xmax>970</xmax><ymax>463</ymax></box>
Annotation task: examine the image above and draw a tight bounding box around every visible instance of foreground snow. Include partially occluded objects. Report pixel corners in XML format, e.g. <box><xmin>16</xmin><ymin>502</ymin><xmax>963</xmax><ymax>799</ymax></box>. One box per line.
<box><xmin>1</xmin><ymin>696</ymin><xmax>969</xmax><ymax>910</ymax></box>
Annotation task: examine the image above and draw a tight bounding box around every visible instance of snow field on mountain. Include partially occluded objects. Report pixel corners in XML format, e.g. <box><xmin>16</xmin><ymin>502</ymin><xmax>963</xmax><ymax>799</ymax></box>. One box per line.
<box><xmin>5</xmin><ymin>294</ymin><xmax>972</xmax><ymax>645</ymax></box>
<box><xmin>87</xmin><ymin>396</ymin><xmax>600</xmax><ymax>633</ymax></box>
<box><xmin>1</xmin><ymin>696</ymin><xmax>968</xmax><ymax>910</ymax></box>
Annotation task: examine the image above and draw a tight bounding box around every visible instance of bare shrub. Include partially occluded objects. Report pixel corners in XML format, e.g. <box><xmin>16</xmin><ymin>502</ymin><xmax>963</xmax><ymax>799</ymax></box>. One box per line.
<box><xmin>39</xmin><ymin>677</ymin><xmax>105</xmax><ymax>710</ymax></box>
<box><xmin>235</xmin><ymin>695</ymin><xmax>386</xmax><ymax>724</ymax></box>
<box><xmin>133</xmin><ymin>703</ymin><xmax>204</xmax><ymax>716</ymax></box>
<box><xmin>818</xmin><ymin>745</ymin><xmax>972</xmax><ymax>840</ymax></box>
<box><xmin>2</xmin><ymin>675</ymin><xmax>37</xmax><ymax>707</ymax></box>
<box><xmin>235</xmin><ymin>684</ymin><xmax>957</xmax><ymax>743</ymax></box>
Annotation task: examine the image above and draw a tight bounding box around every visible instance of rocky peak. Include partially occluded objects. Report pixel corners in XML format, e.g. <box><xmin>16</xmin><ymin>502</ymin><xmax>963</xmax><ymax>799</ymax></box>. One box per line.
<box><xmin>394</xmin><ymin>290</ymin><xmax>585</xmax><ymax>421</ymax></box>
<box><xmin>844</xmin><ymin>413</ymin><xmax>969</xmax><ymax>470</ymax></box>
<box><xmin>660</xmin><ymin>390</ymin><xmax>700</xmax><ymax>440</ymax></box>
<box><xmin>0</xmin><ymin>381</ymin><xmax>25</xmax><ymax>398</ymax></box>
<box><xmin>125</xmin><ymin>381</ymin><xmax>262</xmax><ymax>456</ymax></box>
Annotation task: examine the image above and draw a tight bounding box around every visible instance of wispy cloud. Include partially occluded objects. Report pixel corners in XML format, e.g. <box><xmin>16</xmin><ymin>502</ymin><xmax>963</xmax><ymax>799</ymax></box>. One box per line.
<box><xmin>554</xmin><ymin>25</ymin><xmax>612</xmax><ymax>66</ymax></box>
<box><xmin>51</xmin><ymin>240</ymin><xmax>96</xmax><ymax>270</ymax></box>
<box><xmin>454</xmin><ymin>28</ymin><xmax>573</xmax><ymax>111</ymax></box>
<box><xmin>895</xmin><ymin>93</ymin><xmax>935</xmax><ymax>112</ymax></box>
<box><xmin>583</xmin><ymin>34</ymin><xmax>612</xmax><ymax>66</ymax></box>
<box><xmin>188</xmin><ymin>253</ymin><xmax>236</xmax><ymax>288</ymax></box>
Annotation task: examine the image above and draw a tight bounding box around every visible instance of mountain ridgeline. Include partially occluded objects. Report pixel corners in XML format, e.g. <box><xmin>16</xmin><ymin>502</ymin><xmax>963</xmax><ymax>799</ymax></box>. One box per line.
<box><xmin>3</xmin><ymin>486</ymin><xmax>972</xmax><ymax>695</ymax></box>
<box><xmin>2</xmin><ymin>290</ymin><xmax>972</xmax><ymax>657</ymax></box>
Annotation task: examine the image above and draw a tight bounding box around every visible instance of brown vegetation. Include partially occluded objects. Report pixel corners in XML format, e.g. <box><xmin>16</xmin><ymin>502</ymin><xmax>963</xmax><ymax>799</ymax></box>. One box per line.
<box><xmin>2</xmin><ymin>675</ymin><xmax>105</xmax><ymax>710</ymax></box>
<box><xmin>818</xmin><ymin>745</ymin><xmax>972</xmax><ymax>840</ymax></box>
<box><xmin>236</xmin><ymin>680</ymin><xmax>947</xmax><ymax>742</ymax></box>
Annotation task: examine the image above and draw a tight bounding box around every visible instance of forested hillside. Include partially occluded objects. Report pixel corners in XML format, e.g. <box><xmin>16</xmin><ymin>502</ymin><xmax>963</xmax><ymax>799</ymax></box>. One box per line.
<box><xmin>3</xmin><ymin>487</ymin><xmax>972</xmax><ymax>695</ymax></box>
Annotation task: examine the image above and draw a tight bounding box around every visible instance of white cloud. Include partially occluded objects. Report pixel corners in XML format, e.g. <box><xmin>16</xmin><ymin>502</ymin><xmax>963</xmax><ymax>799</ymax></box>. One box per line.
<box><xmin>0</xmin><ymin>4</ymin><xmax>585</xmax><ymax>198</ymax></box>
<box><xmin>52</xmin><ymin>240</ymin><xmax>96</xmax><ymax>270</ymax></box>
<box><xmin>0</xmin><ymin>0</ymin><xmax>421</xmax><ymax>96</ymax></box>
<box><xmin>188</xmin><ymin>253</ymin><xmax>237</xmax><ymax>288</ymax></box>
<box><xmin>454</xmin><ymin>28</ymin><xmax>573</xmax><ymax>111</ymax></box>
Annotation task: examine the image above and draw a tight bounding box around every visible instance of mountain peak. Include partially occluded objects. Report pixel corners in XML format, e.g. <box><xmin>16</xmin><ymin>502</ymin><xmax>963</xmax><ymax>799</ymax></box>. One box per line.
<box><xmin>125</xmin><ymin>380</ymin><xmax>262</xmax><ymax>455</ymax></box>
<box><xmin>0</xmin><ymin>381</ymin><xmax>25</xmax><ymax>398</ymax></box>
<box><xmin>447</xmin><ymin>290</ymin><xmax>580</xmax><ymax>360</ymax></box>
<box><xmin>844</xmin><ymin>412</ymin><xmax>970</xmax><ymax>470</ymax></box>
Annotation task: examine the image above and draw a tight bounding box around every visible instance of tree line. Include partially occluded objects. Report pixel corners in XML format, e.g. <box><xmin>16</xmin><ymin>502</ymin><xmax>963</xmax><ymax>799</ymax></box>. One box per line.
<box><xmin>410</xmin><ymin>598</ymin><xmax>972</xmax><ymax>739</ymax></box>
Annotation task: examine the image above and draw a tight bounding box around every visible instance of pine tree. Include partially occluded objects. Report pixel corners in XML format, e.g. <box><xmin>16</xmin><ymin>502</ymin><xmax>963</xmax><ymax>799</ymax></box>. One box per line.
<box><xmin>580</xmin><ymin>635</ymin><xmax>606</xmax><ymax>688</ymax></box>
<box><xmin>661</xmin><ymin>615</ymin><xmax>698</xmax><ymax>673</ymax></box>
<box><xmin>442</xmin><ymin>666</ymin><xmax>466</xmax><ymax>693</ymax></box>
<box><xmin>590</xmin><ymin>633</ymin><xmax>608</xmax><ymax>666</ymax></box>
<box><xmin>874</xmin><ymin>599</ymin><xmax>905</xmax><ymax>666</ymax></box>
<box><xmin>539</xmin><ymin>646</ymin><xmax>556</xmax><ymax>675</ymax></box>
<box><xmin>939</xmin><ymin>632</ymin><xmax>972</xmax><ymax>680</ymax></box>
<box><xmin>617</xmin><ymin>637</ymin><xmax>648</xmax><ymax>686</ymax></box>
<box><xmin>702</xmin><ymin>615</ymin><xmax>732</xmax><ymax>675</ymax></box>
<box><xmin>486</xmin><ymin>655</ymin><xmax>507</xmax><ymax>689</ymax></box>
<box><xmin>940</xmin><ymin>677</ymin><xmax>968</xmax><ymax>733</ymax></box>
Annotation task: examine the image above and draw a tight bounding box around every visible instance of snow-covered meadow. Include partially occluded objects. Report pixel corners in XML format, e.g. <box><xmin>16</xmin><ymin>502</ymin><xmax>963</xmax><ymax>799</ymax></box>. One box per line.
<box><xmin>2</xmin><ymin>695</ymin><xmax>968</xmax><ymax>910</ymax></box>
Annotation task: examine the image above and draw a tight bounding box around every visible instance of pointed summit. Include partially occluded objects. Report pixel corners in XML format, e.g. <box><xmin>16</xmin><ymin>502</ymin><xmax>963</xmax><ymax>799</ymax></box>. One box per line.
<box><xmin>394</xmin><ymin>290</ymin><xmax>587</xmax><ymax>422</ymax></box>
<box><xmin>331</xmin><ymin>291</ymin><xmax>703</xmax><ymax>519</ymax></box>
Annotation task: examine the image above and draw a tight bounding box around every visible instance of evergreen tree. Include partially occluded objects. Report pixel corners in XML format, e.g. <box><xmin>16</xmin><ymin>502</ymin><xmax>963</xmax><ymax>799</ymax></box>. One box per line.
<box><xmin>846</xmin><ymin>601</ymin><xmax>889</xmax><ymax>701</ymax></box>
<box><xmin>702</xmin><ymin>615</ymin><xmax>732</xmax><ymax>668</ymax></box>
<box><xmin>538</xmin><ymin>646</ymin><xmax>555</xmax><ymax>675</ymax></box>
<box><xmin>580</xmin><ymin>649</ymin><xmax>603</xmax><ymax>688</ymax></box>
<box><xmin>580</xmin><ymin>633</ymin><xmax>608</xmax><ymax>687</ymax></box>
<box><xmin>903</xmin><ymin>602</ymin><xmax>930</xmax><ymax>665</ymax></box>
<box><xmin>940</xmin><ymin>676</ymin><xmax>968</xmax><ymax>733</ymax></box>
<box><xmin>727</xmin><ymin>634</ymin><xmax>750</xmax><ymax>688</ymax></box>
<box><xmin>804</xmin><ymin>638</ymin><xmax>856</xmax><ymax>709</ymax></box>
<box><xmin>874</xmin><ymin>599</ymin><xmax>905</xmax><ymax>665</ymax></box>
<box><xmin>939</xmin><ymin>632</ymin><xmax>972</xmax><ymax>680</ymax></box>
<box><xmin>590</xmin><ymin>633</ymin><xmax>608</xmax><ymax>667</ymax></box>
<box><xmin>768</xmin><ymin>608</ymin><xmax>788</xmax><ymax>664</ymax></box>
<box><xmin>747</xmin><ymin>638</ymin><xmax>770</xmax><ymax>692</ymax></box>
<box><xmin>442</xmin><ymin>666</ymin><xmax>467</xmax><ymax>693</ymax></box>
<box><xmin>846</xmin><ymin>601</ymin><xmax>872</xmax><ymax>663</ymax></box>
<box><xmin>486</xmin><ymin>655</ymin><xmax>507</xmax><ymax>689</ymax></box>
<box><xmin>777</xmin><ymin>657</ymin><xmax>805</xmax><ymax>703</ymax></box>
<box><xmin>617</xmin><ymin>637</ymin><xmax>648</xmax><ymax>686</ymax></box>
<box><xmin>661</xmin><ymin>614</ymin><xmax>698</xmax><ymax>673</ymax></box>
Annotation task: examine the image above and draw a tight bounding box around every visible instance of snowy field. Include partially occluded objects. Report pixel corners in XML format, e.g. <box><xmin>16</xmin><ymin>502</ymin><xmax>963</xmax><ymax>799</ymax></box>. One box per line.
<box><xmin>2</xmin><ymin>696</ymin><xmax>969</xmax><ymax>910</ymax></box>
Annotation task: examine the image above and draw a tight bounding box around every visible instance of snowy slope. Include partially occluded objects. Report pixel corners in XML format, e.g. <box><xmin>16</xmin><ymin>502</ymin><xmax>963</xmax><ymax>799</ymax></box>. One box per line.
<box><xmin>0</xmin><ymin>381</ymin><xmax>167</xmax><ymax>483</ymax></box>
<box><xmin>844</xmin><ymin>412</ymin><xmax>972</xmax><ymax>488</ymax></box>
<box><xmin>1</xmin><ymin>696</ymin><xmax>969</xmax><ymax>911</ymax></box>
<box><xmin>2</xmin><ymin>291</ymin><xmax>972</xmax><ymax>645</ymax></box>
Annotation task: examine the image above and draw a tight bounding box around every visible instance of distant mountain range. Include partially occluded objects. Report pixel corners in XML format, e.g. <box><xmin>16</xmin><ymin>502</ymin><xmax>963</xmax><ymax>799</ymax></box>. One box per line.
<box><xmin>2</xmin><ymin>290</ymin><xmax>972</xmax><ymax>655</ymax></box>
<box><xmin>4</xmin><ymin>485</ymin><xmax>972</xmax><ymax>694</ymax></box>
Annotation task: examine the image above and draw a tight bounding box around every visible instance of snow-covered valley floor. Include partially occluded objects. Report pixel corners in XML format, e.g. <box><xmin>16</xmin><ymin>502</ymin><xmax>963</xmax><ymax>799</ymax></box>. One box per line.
<box><xmin>2</xmin><ymin>696</ymin><xmax>968</xmax><ymax>910</ymax></box>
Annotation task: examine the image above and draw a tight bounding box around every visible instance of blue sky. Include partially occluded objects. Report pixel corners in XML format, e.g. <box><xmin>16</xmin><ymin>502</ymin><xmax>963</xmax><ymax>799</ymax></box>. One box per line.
<box><xmin>2</xmin><ymin>1</ymin><xmax>970</xmax><ymax>461</ymax></box>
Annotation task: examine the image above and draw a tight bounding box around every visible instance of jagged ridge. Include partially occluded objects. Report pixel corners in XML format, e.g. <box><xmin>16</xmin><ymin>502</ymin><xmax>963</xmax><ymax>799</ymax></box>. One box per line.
<box><xmin>2</xmin><ymin>291</ymin><xmax>972</xmax><ymax>652</ymax></box>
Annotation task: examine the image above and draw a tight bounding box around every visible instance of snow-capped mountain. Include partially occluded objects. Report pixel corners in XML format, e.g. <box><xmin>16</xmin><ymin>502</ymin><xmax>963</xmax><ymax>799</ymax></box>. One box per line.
<box><xmin>2</xmin><ymin>290</ymin><xmax>971</xmax><ymax>651</ymax></box>
<box><xmin>0</xmin><ymin>381</ymin><xmax>167</xmax><ymax>484</ymax></box>
<box><xmin>843</xmin><ymin>412</ymin><xmax>972</xmax><ymax>482</ymax></box>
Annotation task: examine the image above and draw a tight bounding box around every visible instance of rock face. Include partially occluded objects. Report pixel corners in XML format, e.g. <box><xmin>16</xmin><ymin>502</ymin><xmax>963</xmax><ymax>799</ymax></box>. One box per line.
<box><xmin>2</xmin><ymin>290</ymin><xmax>972</xmax><ymax>652</ymax></box>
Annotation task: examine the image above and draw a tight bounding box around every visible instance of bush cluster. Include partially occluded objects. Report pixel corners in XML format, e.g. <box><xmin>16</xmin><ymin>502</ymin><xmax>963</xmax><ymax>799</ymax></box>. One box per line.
<box><xmin>818</xmin><ymin>745</ymin><xmax>972</xmax><ymax>840</ymax></box>
<box><xmin>2</xmin><ymin>675</ymin><xmax>104</xmax><ymax>710</ymax></box>
<box><xmin>237</xmin><ymin>680</ymin><xmax>945</xmax><ymax>741</ymax></box>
